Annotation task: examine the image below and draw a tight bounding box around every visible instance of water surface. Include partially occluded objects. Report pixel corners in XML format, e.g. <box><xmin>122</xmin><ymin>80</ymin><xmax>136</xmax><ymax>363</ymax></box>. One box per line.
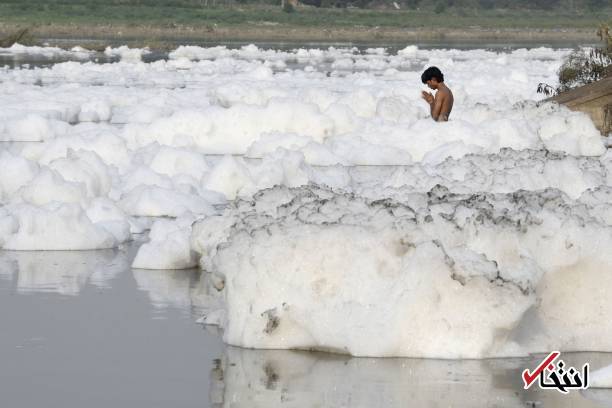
<box><xmin>0</xmin><ymin>39</ymin><xmax>595</xmax><ymax>70</ymax></box>
<box><xmin>1</xmin><ymin>243</ymin><xmax>611</xmax><ymax>407</ymax></box>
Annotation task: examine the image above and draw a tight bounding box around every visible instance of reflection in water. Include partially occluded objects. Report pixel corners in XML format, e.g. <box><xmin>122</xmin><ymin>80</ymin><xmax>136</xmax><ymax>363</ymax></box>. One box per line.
<box><xmin>211</xmin><ymin>348</ymin><xmax>612</xmax><ymax>408</ymax></box>
<box><xmin>0</xmin><ymin>248</ymin><xmax>128</xmax><ymax>295</ymax></box>
<box><xmin>0</xmin><ymin>246</ymin><xmax>226</xmax><ymax>408</ymax></box>
<box><xmin>2</xmin><ymin>245</ymin><xmax>612</xmax><ymax>408</ymax></box>
<box><xmin>0</xmin><ymin>243</ymin><xmax>217</xmax><ymax>316</ymax></box>
<box><xmin>133</xmin><ymin>268</ymin><xmax>200</xmax><ymax>310</ymax></box>
<box><xmin>582</xmin><ymin>389</ymin><xmax>612</xmax><ymax>407</ymax></box>
<box><xmin>211</xmin><ymin>347</ymin><xmax>523</xmax><ymax>407</ymax></box>
<box><xmin>132</xmin><ymin>268</ymin><xmax>216</xmax><ymax>314</ymax></box>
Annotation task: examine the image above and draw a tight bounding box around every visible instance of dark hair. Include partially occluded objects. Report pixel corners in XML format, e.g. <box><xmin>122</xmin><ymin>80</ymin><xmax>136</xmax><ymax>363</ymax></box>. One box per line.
<box><xmin>421</xmin><ymin>66</ymin><xmax>444</xmax><ymax>83</ymax></box>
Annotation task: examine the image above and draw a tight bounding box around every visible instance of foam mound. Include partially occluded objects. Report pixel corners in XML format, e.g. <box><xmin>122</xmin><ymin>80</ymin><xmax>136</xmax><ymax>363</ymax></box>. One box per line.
<box><xmin>192</xmin><ymin>184</ymin><xmax>612</xmax><ymax>358</ymax></box>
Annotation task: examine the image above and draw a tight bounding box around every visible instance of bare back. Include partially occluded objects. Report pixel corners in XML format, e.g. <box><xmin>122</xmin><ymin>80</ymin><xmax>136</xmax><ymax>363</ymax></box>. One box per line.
<box><xmin>434</xmin><ymin>84</ymin><xmax>454</xmax><ymax>122</ymax></box>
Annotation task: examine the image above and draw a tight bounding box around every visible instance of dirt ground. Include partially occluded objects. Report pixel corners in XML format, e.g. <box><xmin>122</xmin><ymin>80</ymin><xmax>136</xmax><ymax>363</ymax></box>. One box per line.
<box><xmin>0</xmin><ymin>22</ymin><xmax>598</xmax><ymax>48</ymax></box>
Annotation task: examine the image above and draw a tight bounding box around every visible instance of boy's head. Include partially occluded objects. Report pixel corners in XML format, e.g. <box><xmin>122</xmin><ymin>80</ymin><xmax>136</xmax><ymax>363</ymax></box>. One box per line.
<box><xmin>421</xmin><ymin>66</ymin><xmax>444</xmax><ymax>89</ymax></box>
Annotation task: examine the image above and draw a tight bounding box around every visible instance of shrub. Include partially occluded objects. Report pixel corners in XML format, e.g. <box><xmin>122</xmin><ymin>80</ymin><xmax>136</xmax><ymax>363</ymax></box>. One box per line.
<box><xmin>479</xmin><ymin>0</ymin><xmax>495</xmax><ymax>9</ymax></box>
<box><xmin>557</xmin><ymin>48</ymin><xmax>611</xmax><ymax>92</ymax></box>
<box><xmin>434</xmin><ymin>0</ymin><xmax>446</xmax><ymax>13</ymax></box>
<box><xmin>283</xmin><ymin>1</ymin><xmax>295</xmax><ymax>12</ymax></box>
<box><xmin>558</xmin><ymin>25</ymin><xmax>611</xmax><ymax>91</ymax></box>
<box><xmin>538</xmin><ymin>25</ymin><xmax>611</xmax><ymax>95</ymax></box>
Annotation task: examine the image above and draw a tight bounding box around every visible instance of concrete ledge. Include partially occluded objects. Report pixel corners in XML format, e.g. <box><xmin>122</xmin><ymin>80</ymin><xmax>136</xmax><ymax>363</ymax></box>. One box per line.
<box><xmin>549</xmin><ymin>76</ymin><xmax>612</xmax><ymax>135</ymax></box>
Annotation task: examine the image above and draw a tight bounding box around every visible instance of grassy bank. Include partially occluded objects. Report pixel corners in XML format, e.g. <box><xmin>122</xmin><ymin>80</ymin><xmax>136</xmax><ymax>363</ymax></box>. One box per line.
<box><xmin>0</xmin><ymin>2</ymin><xmax>610</xmax><ymax>44</ymax></box>
<box><xmin>0</xmin><ymin>3</ymin><xmax>609</xmax><ymax>29</ymax></box>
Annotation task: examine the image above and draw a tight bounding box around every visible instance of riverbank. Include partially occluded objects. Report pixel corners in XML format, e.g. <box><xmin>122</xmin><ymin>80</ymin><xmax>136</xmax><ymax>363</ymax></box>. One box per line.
<box><xmin>0</xmin><ymin>4</ymin><xmax>608</xmax><ymax>48</ymax></box>
<box><xmin>0</xmin><ymin>23</ymin><xmax>601</xmax><ymax>49</ymax></box>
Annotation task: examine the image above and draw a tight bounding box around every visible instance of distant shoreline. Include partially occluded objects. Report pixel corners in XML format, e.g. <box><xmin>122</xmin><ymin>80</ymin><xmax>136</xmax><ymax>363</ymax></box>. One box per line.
<box><xmin>0</xmin><ymin>23</ymin><xmax>600</xmax><ymax>49</ymax></box>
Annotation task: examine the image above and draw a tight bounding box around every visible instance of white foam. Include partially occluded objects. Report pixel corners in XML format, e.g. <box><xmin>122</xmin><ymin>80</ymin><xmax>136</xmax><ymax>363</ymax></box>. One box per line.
<box><xmin>0</xmin><ymin>150</ymin><xmax>39</xmax><ymax>200</ymax></box>
<box><xmin>0</xmin><ymin>43</ymin><xmax>93</xmax><ymax>59</ymax></box>
<box><xmin>1</xmin><ymin>114</ymin><xmax>67</xmax><ymax>142</ymax></box>
<box><xmin>1</xmin><ymin>44</ymin><xmax>611</xmax><ymax>358</ymax></box>
<box><xmin>104</xmin><ymin>45</ymin><xmax>150</xmax><ymax>62</ymax></box>
<box><xmin>119</xmin><ymin>185</ymin><xmax>214</xmax><ymax>217</ymax></box>
<box><xmin>1</xmin><ymin>202</ymin><xmax>117</xmax><ymax>250</ymax></box>
<box><xmin>192</xmin><ymin>185</ymin><xmax>612</xmax><ymax>358</ymax></box>
<box><xmin>132</xmin><ymin>216</ymin><xmax>198</xmax><ymax>270</ymax></box>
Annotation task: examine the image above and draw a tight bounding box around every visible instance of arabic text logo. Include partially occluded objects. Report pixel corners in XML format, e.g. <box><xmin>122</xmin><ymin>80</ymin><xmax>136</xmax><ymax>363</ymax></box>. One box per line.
<box><xmin>522</xmin><ymin>351</ymin><xmax>589</xmax><ymax>394</ymax></box>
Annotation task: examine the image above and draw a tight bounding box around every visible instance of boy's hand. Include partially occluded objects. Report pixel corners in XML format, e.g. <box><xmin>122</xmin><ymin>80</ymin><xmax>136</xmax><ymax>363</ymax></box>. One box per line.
<box><xmin>421</xmin><ymin>91</ymin><xmax>434</xmax><ymax>104</ymax></box>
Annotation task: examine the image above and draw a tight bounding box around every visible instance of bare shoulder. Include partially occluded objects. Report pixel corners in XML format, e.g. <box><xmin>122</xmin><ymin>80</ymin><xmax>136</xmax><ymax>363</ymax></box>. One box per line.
<box><xmin>440</xmin><ymin>85</ymin><xmax>453</xmax><ymax>98</ymax></box>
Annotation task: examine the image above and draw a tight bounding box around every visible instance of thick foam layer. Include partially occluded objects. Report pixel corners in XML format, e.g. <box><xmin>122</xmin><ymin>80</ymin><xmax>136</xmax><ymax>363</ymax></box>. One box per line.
<box><xmin>192</xmin><ymin>184</ymin><xmax>612</xmax><ymax>358</ymax></box>
<box><xmin>0</xmin><ymin>44</ymin><xmax>611</xmax><ymax>357</ymax></box>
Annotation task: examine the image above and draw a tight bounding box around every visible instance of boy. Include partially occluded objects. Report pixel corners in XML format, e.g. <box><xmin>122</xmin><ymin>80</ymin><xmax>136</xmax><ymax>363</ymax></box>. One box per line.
<box><xmin>421</xmin><ymin>66</ymin><xmax>454</xmax><ymax>122</ymax></box>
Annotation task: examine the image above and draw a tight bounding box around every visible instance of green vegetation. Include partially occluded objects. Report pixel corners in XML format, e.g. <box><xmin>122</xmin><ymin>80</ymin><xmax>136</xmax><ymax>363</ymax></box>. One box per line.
<box><xmin>538</xmin><ymin>25</ymin><xmax>611</xmax><ymax>95</ymax></box>
<box><xmin>0</xmin><ymin>0</ymin><xmax>607</xmax><ymax>10</ymax></box>
<box><xmin>282</xmin><ymin>1</ymin><xmax>296</xmax><ymax>13</ymax></box>
<box><xmin>0</xmin><ymin>0</ymin><xmax>608</xmax><ymax>29</ymax></box>
<box><xmin>557</xmin><ymin>25</ymin><xmax>612</xmax><ymax>91</ymax></box>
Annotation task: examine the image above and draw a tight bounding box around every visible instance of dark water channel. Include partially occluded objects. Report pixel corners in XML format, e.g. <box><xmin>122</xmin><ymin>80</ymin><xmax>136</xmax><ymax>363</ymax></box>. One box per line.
<box><xmin>0</xmin><ymin>39</ymin><xmax>598</xmax><ymax>70</ymax></box>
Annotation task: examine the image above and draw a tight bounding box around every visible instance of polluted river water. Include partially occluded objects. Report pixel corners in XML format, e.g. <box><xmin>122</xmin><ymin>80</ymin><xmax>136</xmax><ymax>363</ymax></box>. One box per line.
<box><xmin>1</xmin><ymin>243</ymin><xmax>612</xmax><ymax>407</ymax></box>
<box><xmin>0</xmin><ymin>41</ymin><xmax>612</xmax><ymax>406</ymax></box>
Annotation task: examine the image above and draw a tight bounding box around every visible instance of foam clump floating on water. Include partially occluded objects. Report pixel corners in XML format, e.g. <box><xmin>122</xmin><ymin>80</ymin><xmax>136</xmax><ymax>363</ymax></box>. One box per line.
<box><xmin>0</xmin><ymin>202</ymin><xmax>117</xmax><ymax>250</ymax></box>
<box><xmin>132</xmin><ymin>215</ymin><xmax>198</xmax><ymax>270</ymax></box>
<box><xmin>104</xmin><ymin>45</ymin><xmax>150</xmax><ymax>62</ymax></box>
<box><xmin>0</xmin><ymin>43</ymin><xmax>93</xmax><ymax>59</ymax></box>
<box><xmin>18</xmin><ymin>167</ymin><xmax>87</xmax><ymax>206</ymax></box>
<box><xmin>192</xmin><ymin>184</ymin><xmax>612</xmax><ymax>358</ymax></box>
<box><xmin>119</xmin><ymin>184</ymin><xmax>215</xmax><ymax>217</ymax></box>
<box><xmin>347</xmin><ymin>148</ymin><xmax>609</xmax><ymax>200</ymax></box>
<box><xmin>0</xmin><ymin>150</ymin><xmax>39</xmax><ymax>200</ymax></box>
<box><xmin>123</xmin><ymin>100</ymin><xmax>333</xmax><ymax>154</ymax></box>
<box><xmin>0</xmin><ymin>114</ymin><xmax>68</xmax><ymax>142</ymax></box>
<box><xmin>85</xmin><ymin>198</ymin><xmax>131</xmax><ymax>243</ymax></box>
<box><xmin>202</xmin><ymin>150</ymin><xmax>310</xmax><ymax>200</ymax></box>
